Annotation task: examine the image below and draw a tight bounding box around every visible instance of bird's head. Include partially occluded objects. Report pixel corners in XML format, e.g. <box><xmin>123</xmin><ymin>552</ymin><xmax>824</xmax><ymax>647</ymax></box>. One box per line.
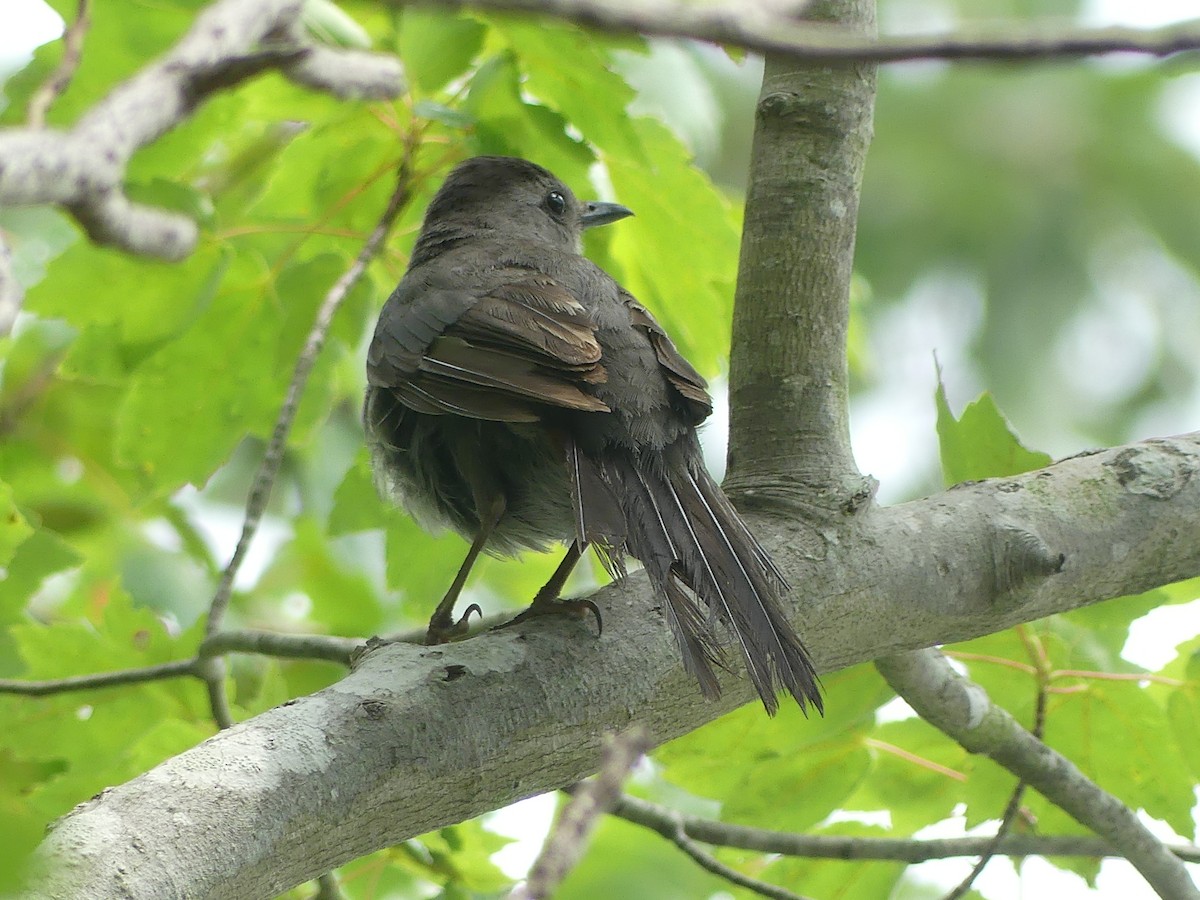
<box><xmin>416</xmin><ymin>156</ymin><xmax>633</xmax><ymax>254</ymax></box>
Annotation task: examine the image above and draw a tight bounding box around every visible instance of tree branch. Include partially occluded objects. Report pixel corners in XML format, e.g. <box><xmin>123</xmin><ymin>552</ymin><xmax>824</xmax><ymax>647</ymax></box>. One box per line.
<box><xmin>0</xmin><ymin>0</ymin><xmax>402</xmax><ymax>261</ymax></box>
<box><xmin>607</xmin><ymin>792</ymin><xmax>1200</xmax><ymax>863</ymax></box>
<box><xmin>0</xmin><ymin>659</ymin><xmax>198</xmax><ymax>696</ymax></box>
<box><xmin>204</xmin><ymin>149</ymin><xmax>417</xmax><ymax>642</ymax></box>
<box><xmin>877</xmin><ymin>649</ymin><xmax>1200</xmax><ymax>900</ymax></box>
<box><xmin>427</xmin><ymin>0</ymin><xmax>1200</xmax><ymax>62</ymax></box>
<box><xmin>23</xmin><ymin>433</ymin><xmax>1200</xmax><ymax>899</ymax></box>
<box><xmin>727</xmin><ymin>0</ymin><xmax>875</xmax><ymax>498</ymax></box>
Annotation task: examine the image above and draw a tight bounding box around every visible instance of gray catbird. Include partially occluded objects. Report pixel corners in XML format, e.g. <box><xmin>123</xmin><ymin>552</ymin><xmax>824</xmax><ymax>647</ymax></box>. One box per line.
<box><xmin>364</xmin><ymin>156</ymin><xmax>821</xmax><ymax>714</ymax></box>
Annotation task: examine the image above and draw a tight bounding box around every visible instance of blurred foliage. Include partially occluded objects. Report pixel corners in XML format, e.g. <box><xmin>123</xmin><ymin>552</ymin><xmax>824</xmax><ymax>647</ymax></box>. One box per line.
<box><xmin>2</xmin><ymin>0</ymin><xmax>1199</xmax><ymax>897</ymax></box>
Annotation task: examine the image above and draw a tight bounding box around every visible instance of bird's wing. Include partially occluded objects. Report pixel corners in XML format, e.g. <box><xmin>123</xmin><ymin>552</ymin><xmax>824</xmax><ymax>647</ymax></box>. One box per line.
<box><xmin>367</xmin><ymin>272</ymin><xmax>610</xmax><ymax>423</ymax></box>
<box><xmin>624</xmin><ymin>296</ymin><xmax>713</xmax><ymax>425</ymax></box>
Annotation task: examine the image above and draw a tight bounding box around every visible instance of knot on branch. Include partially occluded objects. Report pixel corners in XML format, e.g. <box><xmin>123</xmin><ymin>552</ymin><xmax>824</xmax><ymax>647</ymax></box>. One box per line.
<box><xmin>1105</xmin><ymin>442</ymin><xmax>1194</xmax><ymax>500</ymax></box>
<box><xmin>991</xmin><ymin>522</ymin><xmax>1065</xmax><ymax>599</ymax></box>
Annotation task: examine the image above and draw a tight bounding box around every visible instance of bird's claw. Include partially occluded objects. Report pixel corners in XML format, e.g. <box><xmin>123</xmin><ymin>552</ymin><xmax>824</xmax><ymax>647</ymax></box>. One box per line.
<box><xmin>423</xmin><ymin>603</ymin><xmax>483</xmax><ymax>645</ymax></box>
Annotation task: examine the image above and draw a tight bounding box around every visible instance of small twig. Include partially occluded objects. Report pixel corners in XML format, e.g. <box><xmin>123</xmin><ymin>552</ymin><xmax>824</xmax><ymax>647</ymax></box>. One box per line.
<box><xmin>205</xmin><ymin>149</ymin><xmax>418</xmax><ymax>639</ymax></box>
<box><xmin>662</xmin><ymin>818</ymin><xmax>811</xmax><ymax>900</ymax></box>
<box><xmin>27</xmin><ymin>0</ymin><xmax>92</xmax><ymax>128</ymax></box>
<box><xmin>606</xmin><ymin>793</ymin><xmax>812</xmax><ymax>900</ymax></box>
<box><xmin>0</xmin><ymin>659</ymin><xmax>198</xmax><ymax>695</ymax></box>
<box><xmin>511</xmin><ymin>727</ymin><xmax>651</xmax><ymax>900</ymax></box>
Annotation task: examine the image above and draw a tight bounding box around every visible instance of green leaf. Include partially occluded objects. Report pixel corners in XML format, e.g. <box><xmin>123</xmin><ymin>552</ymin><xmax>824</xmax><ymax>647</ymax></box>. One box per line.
<box><xmin>113</xmin><ymin>252</ymin><xmax>339</xmax><ymax>495</ymax></box>
<box><xmin>463</xmin><ymin>53</ymin><xmax>595</xmax><ymax>188</ymax></box>
<box><xmin>601</xmin><ymin>117</ymin><xmax>740</xmax><ymax>375</ymax></box>
<box><xmin>397</xmin><ymin>10</ymin><xmax>486</xmax><ymax>95</ymax></box>
<box><xmin>498</xmin><ymin>20</ymin><xmax>645</xmax><ymax>163</ymax></box>
<box><xmin>935</xmin><ymin>371</ymin><xmax>1052</xmax><ymax>485</ymax></box>
<box><xmin>0</xmin><ymin>481</ymin><xmax>34</xmax><ymax>568</ymax></box>
<box><xmin>258</xmin><ymin>516</ymin><xmax>383</xmax><ymax>636</ymax></box>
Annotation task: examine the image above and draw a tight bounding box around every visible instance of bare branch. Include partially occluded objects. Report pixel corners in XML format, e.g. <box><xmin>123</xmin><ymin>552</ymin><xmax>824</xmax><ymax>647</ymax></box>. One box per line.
<box><xmin>513</xmin><ymin>728</ymin><xmax>650</xmax><ymax>900</ymax></box>
<box><xmin>27</xmin><ymin>0</ymin><xmax>91</xmax><ymax>128</ymax></box>
<box><xmin>0</xmin><ymin>0</ymin><xmax>402</xmax><ymax>261</ymax></box>
<box><xmin>200</xmin><ymin>629</ymin><xmax>363</xmax><ymax>663</ymax></box>
<box><xmin>607</xmin><ymin>793</ymin><xmax>1200</xmax><ymax>863</ymax></box>
<box><xmin>426</xmin><ymin>0</ymin><xmax>1200</xmax><ymax>62</ymax></box>
<box><xmin>877</xmin><ymin>649</ymin><xmax>1200</xmax><ymax>900</ymax></box>
<box><xmin>0</xmin><ymin>659</ymin><xmax>197</xmax><ymax>696</ymax></box>
<box><xmin>643</xmin><ymin>808</ymin><xmax>813</xmax><ymax>900</ymax></box>
<box><xmin>204</xmin><ymin>149</ymin><xmax>417</xmax><ymax>642</ymax></box>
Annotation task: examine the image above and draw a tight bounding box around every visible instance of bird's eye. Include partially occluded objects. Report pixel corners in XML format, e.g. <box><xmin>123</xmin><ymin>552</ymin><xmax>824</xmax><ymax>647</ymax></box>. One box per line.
<box><xmin>546</xmin><ymin>191</ymin><xmax>567</xmax><ymax>216</ymax></box>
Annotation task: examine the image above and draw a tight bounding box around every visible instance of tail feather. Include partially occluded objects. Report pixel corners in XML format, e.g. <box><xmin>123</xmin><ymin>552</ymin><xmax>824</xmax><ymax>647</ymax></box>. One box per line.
<box><xmin>597</xmin><ymin>443</ymin><xmax>822</xmax><ymax>715</ymax></box>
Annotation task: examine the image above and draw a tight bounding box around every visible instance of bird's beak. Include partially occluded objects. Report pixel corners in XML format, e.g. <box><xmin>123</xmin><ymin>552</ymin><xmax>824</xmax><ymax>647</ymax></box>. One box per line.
<box><xmin>581</xmin><ymin>201</ymin><xmax>634</xmax><ymax>229</ymax></box>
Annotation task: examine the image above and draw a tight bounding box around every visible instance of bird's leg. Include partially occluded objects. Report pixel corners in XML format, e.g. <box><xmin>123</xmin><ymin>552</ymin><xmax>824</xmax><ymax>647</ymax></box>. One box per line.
<box><xmin>498</xmin><ymin>541</ymin><xmax>603</xmax><ymax>635</ymax></box>
<box><xmin>424</xmin><ymin>494</ymin><xmax>505</xmax><ymax>645</ymax></box>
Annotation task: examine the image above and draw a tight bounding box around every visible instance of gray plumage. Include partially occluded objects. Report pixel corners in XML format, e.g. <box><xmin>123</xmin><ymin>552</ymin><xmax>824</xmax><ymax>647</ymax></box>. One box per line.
<box><xmin>364</xmin><ymin>156</ymin><xmax>821</xmax><ymax>715</ymax></box>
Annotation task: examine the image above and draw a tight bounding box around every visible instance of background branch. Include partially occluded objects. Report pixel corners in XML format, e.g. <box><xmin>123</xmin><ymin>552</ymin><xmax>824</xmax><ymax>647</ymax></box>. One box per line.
<box><xmin>432</xmin><ymin>0</ymin><xmax>1200</xmax><ymax>62</ymax></box>
<box><xmin>607</xmin><ymin>793</ymin><xmax>1200</xmax><ymax>863</ymax></box>
<box><xmin>0</xmin><ymin>0</ymin><xmax>401</xmax><ymax>262</ymax></box>
<box><xmin>877</xmin><ymin>649</ymin><xmax>1200</xmax><ymax>900</ymax></box>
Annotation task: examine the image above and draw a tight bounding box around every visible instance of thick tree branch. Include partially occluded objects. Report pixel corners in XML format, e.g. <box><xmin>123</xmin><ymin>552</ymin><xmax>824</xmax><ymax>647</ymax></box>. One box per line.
<box><xmin>607</xmin><ymin>792</ymin><xmax>1200</xmax><ymax>864</ymax></box>
<box><xmin>0</xmin><ymin>0</ymin><xmax>402</xmax><ymax>262</ymax></box>
<box><xmin>429</xmin><ymin>0</ymin><xmax>1200</xmax><ymax>61</ymax></box>
<box><xmin>24</xmin><ymin>433</ymin><xmax>1200</xmax><ymax>899</ymax></box>
<box><xmin>727</xmin><ymin>0</ymin><xmax>875</xmax><ymax>497</ymax></box>
<box><xmin>877</xmin><ymin>649</ymin><xmax>1200</xmax><ymax>900</ymax></box>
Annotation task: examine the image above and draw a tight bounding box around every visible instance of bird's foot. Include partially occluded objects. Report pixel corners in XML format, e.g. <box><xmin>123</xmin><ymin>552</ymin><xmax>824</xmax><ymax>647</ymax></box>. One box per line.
<box><xmin>496</xmin><ymin>596</ymin><xmax>603</xmax><ymax>637</ymax></box>
<box><xmin>423</xmin><ymin>604</ymin><xmax>483</xmax><ymax>645</ymax></box>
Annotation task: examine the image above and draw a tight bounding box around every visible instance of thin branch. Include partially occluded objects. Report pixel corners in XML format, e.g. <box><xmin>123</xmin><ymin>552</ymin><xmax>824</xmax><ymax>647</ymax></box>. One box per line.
<box><xmin>608</xmin><ymin>795</ymin><xmax>813</xmax><ymax>900</ymax></box>
<box><xmin>204</xmin><ymin>148</ymin><xmax>417</xmax><ymax>640</ymax></box>
<box><xmin>200</xmin><ymin>628</ymin><xmax>363</xmax><ymax>663</ymax></box>
<box><xmin>877</xmin><ymin>649</ymin><xmax>1200</xmax><ymax>900</ymax></box>
<box><xmin>0</xmin><ymin>659</ymin><xmax>198</xmax><ymax>696</ymax></box>
<box><xmin>429</xmin><ymin>0</ymin><xmax>1200</xmax><ymax>62</ymax></box>
<box><xmin>669</xmin><ymin>823</ymin><xmax>811</xmax><ymax>900</ymax></box>
<box><xmin>607</xmin><ymin>793</ymin><xmax>1200</xmax><ymax>863</ymax></box>
<box><xmin>27</xmin><ymin>0</ymin><xmax>91</xmax><ymax>128</ymax></box>
<box><xmin>0</xmin><ymin>0</ymin><xmax>402</xmax><ymax>260</ymax></box>
<box><xmin>512</xmin><ymin>728</ymin><xmax>650</xmax><ymax>900</ymax></box>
